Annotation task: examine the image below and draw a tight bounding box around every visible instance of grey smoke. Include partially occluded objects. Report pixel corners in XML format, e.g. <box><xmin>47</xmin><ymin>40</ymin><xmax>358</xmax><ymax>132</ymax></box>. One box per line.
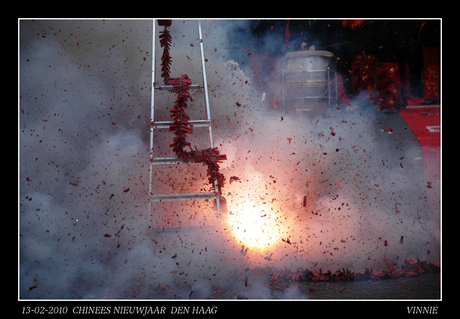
<box><xmin>19</xmin><ymin>19</ymin><xmax>439</xmax><ymax>299</ymax></box>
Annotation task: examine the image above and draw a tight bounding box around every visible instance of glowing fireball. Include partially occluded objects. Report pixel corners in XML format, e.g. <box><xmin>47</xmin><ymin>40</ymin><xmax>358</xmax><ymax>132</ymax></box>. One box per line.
<box><xmin>225</xmin><ymin>202</ymin><xmax>281</xmax><ymax>251</ymax></box>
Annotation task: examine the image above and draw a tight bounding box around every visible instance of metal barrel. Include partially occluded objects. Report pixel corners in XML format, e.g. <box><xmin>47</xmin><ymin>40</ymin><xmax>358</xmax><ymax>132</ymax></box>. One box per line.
<box><xmin>282</xmin><ymin>50</ymin><xmax>337</xmax><ymax>110</ymax></box>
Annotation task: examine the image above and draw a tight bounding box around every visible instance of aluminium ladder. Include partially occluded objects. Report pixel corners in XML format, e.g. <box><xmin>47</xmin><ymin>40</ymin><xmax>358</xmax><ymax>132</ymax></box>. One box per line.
<box><xmin>148</xmin><ymin>20</ymin><xmax>221</xmax><ymax>222</ymax></box>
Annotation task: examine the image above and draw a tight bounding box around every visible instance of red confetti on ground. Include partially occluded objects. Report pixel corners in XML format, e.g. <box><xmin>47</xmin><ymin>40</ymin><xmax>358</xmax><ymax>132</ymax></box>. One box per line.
<box><xmin>265</xmin><ymin>259</ymin><xmax>439</xmax><ymax>284</ymax></box>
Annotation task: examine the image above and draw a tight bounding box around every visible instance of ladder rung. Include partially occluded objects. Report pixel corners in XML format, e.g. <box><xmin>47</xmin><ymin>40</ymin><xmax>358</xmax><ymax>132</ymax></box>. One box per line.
<box><xmin>150</xmin><ymin>192</ymin><xmax>219</xmax><ymax>201</ymax></box>
<box><xmin>150</xmin><ymin>157</ymin><xmax>184</xmax><ymax>165</ymax></box>
<box><xmin>150</xmin><ymin>153</ymin><xmax>225</xmax><ymax>165</ymax></box>
<box><xmin>155</xmin><ymin>84</ymin><xmax>201</xmax><ymax>90</ymax></box>
<box><xmin>151</xmin><ymin>119</ymin><xmax>211</xmax><ymax>129</ymax></box>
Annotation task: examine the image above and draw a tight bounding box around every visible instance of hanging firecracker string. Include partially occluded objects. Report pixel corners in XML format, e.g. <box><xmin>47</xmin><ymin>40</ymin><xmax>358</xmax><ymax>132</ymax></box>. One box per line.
<box><xmin>159</xmin><ymin>27</ymin><xmax>172</xmax><ymax>81</ymax></box>
<box><xmin>157</xmin><ymin>25</ymin><xmax>226</xmax><ymax>193</ymax></box>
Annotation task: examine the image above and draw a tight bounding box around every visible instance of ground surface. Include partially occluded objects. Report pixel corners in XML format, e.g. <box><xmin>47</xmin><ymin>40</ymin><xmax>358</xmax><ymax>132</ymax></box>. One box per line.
<box><xmin>276</xmin><ymin>273</ymin><xmax>440</xmax><ymax>299</ymax></box>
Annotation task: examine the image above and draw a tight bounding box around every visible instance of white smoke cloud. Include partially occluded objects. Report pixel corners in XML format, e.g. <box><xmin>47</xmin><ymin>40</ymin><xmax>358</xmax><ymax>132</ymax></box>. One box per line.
<box><xmin>19</xmin><ymin>19</ymin><xmax>439</xmax><ymax>299</ymax></box>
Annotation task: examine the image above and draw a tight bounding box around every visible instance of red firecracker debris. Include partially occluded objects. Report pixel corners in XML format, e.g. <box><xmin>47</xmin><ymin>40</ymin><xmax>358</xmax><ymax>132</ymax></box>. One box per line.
<box><xmin>300</xmin><ymin>259</ymin><xmax>440</xmax><ymax>283</ymax></box>
<box><xmin>229</xmin><ymin>176</ymin><xmax>241</xmax><ymax>184</ymax></box>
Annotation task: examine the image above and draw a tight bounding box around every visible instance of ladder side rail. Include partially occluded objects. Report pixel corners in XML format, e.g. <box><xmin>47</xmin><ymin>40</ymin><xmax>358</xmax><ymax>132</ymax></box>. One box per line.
<box><xmin>198</xmin><ymin>20</ymin><xmax>220</xmax><ymax>216</ymax></box>
<box><xmin>150</xmin><ymin>19</ymin><xmax>156</xmax><ymax>160</ymax></box>
<box><xmin>197</xmin><ymin>20</ymin><xmax>213</xmax><ymax>148</ymax></box>
<box><xmin>149</xmin><ymin>19</ymin><xmax>156</xmax><ymax>220</ymax></box>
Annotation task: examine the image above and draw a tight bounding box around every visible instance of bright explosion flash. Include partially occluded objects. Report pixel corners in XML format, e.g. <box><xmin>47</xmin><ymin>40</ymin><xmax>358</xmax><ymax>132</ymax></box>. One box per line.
<box><xmin>225</xmin><ymin>202</ymin><xmax>281</xmax><ymax>251</ymax></box>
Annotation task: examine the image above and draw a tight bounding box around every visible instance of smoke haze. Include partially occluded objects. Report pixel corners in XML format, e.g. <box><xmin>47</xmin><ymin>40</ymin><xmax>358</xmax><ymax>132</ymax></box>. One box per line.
<box><xmin>19</xmin><ymin>19</ymin><xmax>439</xmax><ymax>299</ymax></box>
